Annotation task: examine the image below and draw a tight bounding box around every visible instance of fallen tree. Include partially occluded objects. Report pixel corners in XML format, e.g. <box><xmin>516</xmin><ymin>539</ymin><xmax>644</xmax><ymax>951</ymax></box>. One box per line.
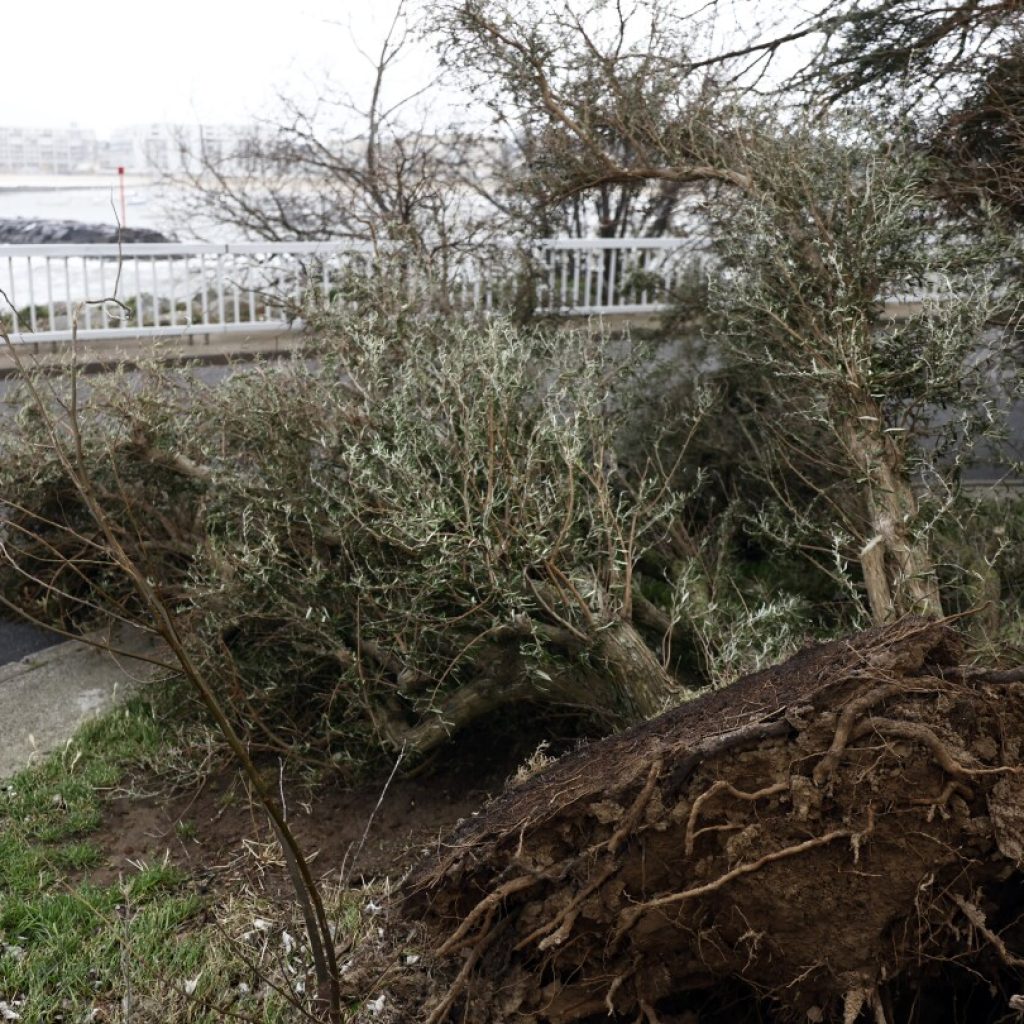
<box><xmin>408</xmin><ymin>618</ymin><xmax>1024</xmax><ymax>1023</ymax></box>
<box><xmin>0</xmin><ymin>318</ymin><xmax>701</xmax><ymax>769</ymax></box>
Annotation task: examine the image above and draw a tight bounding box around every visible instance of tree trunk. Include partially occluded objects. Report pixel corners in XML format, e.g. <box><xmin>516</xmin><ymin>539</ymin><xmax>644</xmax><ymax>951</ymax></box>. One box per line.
<box><xmin>570</xmin><ymin>618</ymin><xmax>679</xmax><ymax>722</ymax></box>
<box><xmin>843</xmin><ymin>403</ymin><xmax>943</xmax><ymax>624</ymax></box>
<box><xmin>381</xmin><ymin>618</ymin><xmax>679</xmax><ymax>757</ymax></box>
<box><xmin>401</xmin><ymin>620</ymin><xmax>1024</xmax><ymax>1024</ymax></box>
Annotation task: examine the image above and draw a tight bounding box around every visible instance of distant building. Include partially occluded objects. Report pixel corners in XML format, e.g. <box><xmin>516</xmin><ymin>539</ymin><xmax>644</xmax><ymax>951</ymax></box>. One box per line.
<box><xmin>0</xmin><ymin>125</ymin><xmax>98</xmax><ymax>173</ymax></box>
<box><xmin>106</xmin><ymin>123</ymin><xmax>253</xmax><ymax>175</ymax></box>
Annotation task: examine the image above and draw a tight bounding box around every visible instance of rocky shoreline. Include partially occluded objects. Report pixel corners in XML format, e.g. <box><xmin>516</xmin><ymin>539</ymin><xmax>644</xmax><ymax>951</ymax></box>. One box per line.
<box><xmin>0</xmin><ymin>218</ymin><xmax>173</xmax><ymax>245</ymax></box>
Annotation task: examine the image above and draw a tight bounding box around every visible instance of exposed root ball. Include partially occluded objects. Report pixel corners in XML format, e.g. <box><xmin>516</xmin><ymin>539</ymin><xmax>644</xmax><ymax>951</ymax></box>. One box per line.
<box><xmin>408</xmin><ymin>619</ymin><xmax>1024</xmax><ymax>1022</ymax></box>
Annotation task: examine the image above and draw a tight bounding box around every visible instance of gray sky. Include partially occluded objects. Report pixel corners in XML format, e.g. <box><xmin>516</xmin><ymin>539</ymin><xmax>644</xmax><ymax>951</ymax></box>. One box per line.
<box><xmin>4</xmin><ymin>0</ymin><xmax>440</xmax><ymax>133</ymax></box>
<box><xmin>5</xmin><ymin>1</ymin><xmax>813</xmax><ymax>135</ymax></box>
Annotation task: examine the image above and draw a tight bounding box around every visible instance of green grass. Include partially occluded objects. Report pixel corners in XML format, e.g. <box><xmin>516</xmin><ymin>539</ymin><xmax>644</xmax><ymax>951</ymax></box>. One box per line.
<box><xmin>0</xmin><ymin>699</ymin><xmax>299</xmax><ymax>1023</ymax></box>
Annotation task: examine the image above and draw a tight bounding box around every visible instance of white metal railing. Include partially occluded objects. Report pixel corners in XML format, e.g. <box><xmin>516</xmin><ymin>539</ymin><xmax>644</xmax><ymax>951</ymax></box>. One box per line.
<box><xmin>0</xmin><ymin>237</ymin><xmax>688</xmax><ymax>344</ymax></box>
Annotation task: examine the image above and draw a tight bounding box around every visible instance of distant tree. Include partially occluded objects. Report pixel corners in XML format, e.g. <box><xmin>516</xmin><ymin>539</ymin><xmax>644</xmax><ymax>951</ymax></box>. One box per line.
<box><xmin>172</xmin><ymin>2</ymin><xmax>509</xmax><ymax>261</ymax></box>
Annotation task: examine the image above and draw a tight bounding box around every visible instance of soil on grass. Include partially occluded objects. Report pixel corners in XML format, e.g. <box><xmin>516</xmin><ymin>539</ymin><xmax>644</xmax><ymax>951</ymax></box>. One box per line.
<box><xmin>80</xmin><ymin>720</ymin><xmax>550</xmax><ymax>893</ymax></box>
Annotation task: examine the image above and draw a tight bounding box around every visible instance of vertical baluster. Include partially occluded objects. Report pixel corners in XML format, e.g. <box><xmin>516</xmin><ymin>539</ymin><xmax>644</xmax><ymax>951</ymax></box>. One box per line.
<box><xmin>6</xmin><ymin>257</ymin><xmax>16</xmax><ymax>330</ymax></box>
<box><xmin>45</xmin><ymin>257</ymin><xmax>55</xmax><ymax>330</ymax></box>
<box><xmin>82</xmin><ymin>258</ymin><xmax>92</xmax><ymax>330</ymax></box>
<box><xmin>169</xmin><ymin>255</ymin><xmax>177</xmax><ymax>326</ymax></box>
<box><xmin>232</xmin><ymin>257</ymin><xmax>242</xmax><ymax>324</ymax></box>
<box><xmin>151</xmin><ymin>256</ymin><xmax>159</xmax><ymax>326</ymax></box>
<box><xmin>571</xmin><ymin>245</ymin><xmax>581</xmax><ymax>311</ymax></box>
<box><xmin>198</xmin><ymin>253</ymin><xmax>209</xmax><ymax>327</ymax></box>
<box><xmin>63</xmin><ymin>258</ymin><xmax>72</xmax><ymax>332</ymax></box>
<box><xmin>98</xmin><ymin>257</ymin><xmax>108</xmax><ymax>327</ymax></box>
<box><xmin>182</xmin><ymin>254</ymin><xmax>192</xmax><ymax>325</ymax></box>
<box><xmin>217</xmin><ymin>253</ymin><xmax>226</xmax><ymax>326</ymax></box>
<box><xmin>27</xmin><ymin>256</ymin><xmax>37</xmax><ymax>332</ymax></box>
<box><xmin>133</xmin><ymin>254</ymin><xmax>143</xmax><ymax>328</ymax></box>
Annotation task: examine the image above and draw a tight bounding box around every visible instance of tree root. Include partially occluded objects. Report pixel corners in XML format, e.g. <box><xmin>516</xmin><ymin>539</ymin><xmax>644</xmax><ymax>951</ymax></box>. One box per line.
<box><xmin>685</xmin><ymin>779</ymin><xmax>789</xmax><ymax>857</ymax></box>
<box><xmin>940</xmin><ymin>665</ymin><xmax>1024</xmax><ymax>685</ymax></box>
<box><xmin>952</xmin><ymin>893</ymin><xmax>1024</xmax><ymax>970</ymax></box>
<box><xmin>437</xmin><ymin>874</ymin><xmax>538</xmax><ymax>956</ymax></box>
<box><xmin>514</xmin><ymin>862</ymin><xmax>618</xmax><ymax>952</ymax></box>
<box><xmin>608</xmin><ymin>758</ymin><xmax>664</xmax><ymax>854</ymax></box>
<box><xmin>425</xmin><ymin>908</ymin><xmax>504</xmax><ymax>1024</ymax></box>
<box><xmin>615</xmin><ymin>829</ymin><xmax>852</xmax><ymax>941</ymax></box>
<box><xmin>850</xmin><ymin>717</ymin><xmax>1021</xmax><ymax>779</ymax></box>
<box><xmin>813</xmin><ymin>682</ymin><xmax>942</xmax><ymax>785</ymax></box>
<box><xmin>407</xmin><ymin>621</ymin><xmax>1024</xmax><ymax>1023</ymax></box>
<box><xmin>843</xmin><ymin>984</ymin><xmax>888</xmax><ymax>1024</ymax></box>
<box><xmin>909</xmin><ymin>779</ymin><xmax>972</xmax><ymax>821</ymax></box>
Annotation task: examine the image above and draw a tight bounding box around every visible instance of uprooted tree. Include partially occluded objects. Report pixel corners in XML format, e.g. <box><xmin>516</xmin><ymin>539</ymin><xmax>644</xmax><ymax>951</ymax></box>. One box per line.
<box><xmin>0</xmin><ymin>318</ymin><xmax>704</xmax><ymax>766</ymax></box>
<box><xmin>404</xmin><ymin>618</ymin><xmax>1024</xmax><ymax>1024</ymax></box>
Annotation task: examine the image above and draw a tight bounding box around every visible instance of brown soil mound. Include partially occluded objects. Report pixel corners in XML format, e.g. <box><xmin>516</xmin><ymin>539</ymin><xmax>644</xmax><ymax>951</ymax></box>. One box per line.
<box><xmin>406</xmin><ymin>619</ymin><xmax>1024</xmax><ymax>1023</ymax></box>
<box><xmin>84</xmin><ymin>739</ymin><xmax>526</xmax><ymax>892</ymax></box>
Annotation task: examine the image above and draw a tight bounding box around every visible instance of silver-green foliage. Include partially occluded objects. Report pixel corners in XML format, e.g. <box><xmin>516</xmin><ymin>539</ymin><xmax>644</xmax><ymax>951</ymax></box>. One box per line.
<box><xmin>702</xmin><ymin>119</ymin><xmax>1022</xmax><ymax>621</ymax></box>
<box><xmin>0</xmin><ymin>319</ymin><xmax>686</xmax><ymax>767</ymax></box>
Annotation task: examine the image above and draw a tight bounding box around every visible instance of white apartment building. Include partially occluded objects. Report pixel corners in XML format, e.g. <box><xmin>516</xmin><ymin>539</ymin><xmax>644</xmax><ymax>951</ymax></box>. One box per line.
<box><xmin>0</xmin><ymin>125</ymin><xmax>98</xmax><ymax>173</ymax></box>
<box><xmin>106</xmin><ymin>124</ymin><xmax>252</xmax><ymax>174</ymax></box>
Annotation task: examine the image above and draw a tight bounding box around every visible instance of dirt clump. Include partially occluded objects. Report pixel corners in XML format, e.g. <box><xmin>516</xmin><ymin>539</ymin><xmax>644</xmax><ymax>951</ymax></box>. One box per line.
<box><xmin>404</xmin><ymin>618</ymin><xmax>1024</xmax><ymax>1023</ymax></box>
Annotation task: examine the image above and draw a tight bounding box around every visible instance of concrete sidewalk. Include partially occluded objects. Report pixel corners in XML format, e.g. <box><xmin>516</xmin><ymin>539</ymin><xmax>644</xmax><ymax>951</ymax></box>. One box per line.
<box><xmin>0</xmin><ymin>626</ymin><xmax>169</xmax><ymax>779</ymax></box>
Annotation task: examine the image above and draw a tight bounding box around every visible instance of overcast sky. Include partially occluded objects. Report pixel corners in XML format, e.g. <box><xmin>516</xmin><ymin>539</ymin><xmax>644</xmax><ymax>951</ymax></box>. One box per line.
<box><xmin>5</xmin><ymin>1</ymin><xmax>814</xmax><ymax>135</ymax></box>
<box><xmin>4</xmin><ymin>1</ymin><xmax>442</xmax><ymax>133</ymax></box>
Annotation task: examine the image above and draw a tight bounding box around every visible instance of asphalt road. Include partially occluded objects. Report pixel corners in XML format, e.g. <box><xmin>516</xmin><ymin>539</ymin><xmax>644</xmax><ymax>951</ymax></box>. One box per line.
<box><xmin>0</xmin><ymin>618</ymin><xmax>61</xmax><ymax>667</ymax></box>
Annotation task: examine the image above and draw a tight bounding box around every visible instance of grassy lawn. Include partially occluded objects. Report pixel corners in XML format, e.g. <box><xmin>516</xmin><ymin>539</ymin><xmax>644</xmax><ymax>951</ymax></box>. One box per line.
<box><xmin>0</xmin><ymin>700</ymin><xmax>306</xmax><ymax>1024</ymax></box>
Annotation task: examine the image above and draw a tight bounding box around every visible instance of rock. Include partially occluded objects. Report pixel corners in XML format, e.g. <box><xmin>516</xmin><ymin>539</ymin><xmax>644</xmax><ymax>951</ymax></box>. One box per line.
<box><xmin>0</xmin><ymin>218</ymin><xmax>174</xmax><ymax>245</ymax></box>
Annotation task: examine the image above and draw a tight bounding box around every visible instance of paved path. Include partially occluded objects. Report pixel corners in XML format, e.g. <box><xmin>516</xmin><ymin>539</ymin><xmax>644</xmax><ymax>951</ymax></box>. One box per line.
<box><xmin>0</xmin><ymin>625</ymin><xmax>167</xmax><ymax>779</ymax></box>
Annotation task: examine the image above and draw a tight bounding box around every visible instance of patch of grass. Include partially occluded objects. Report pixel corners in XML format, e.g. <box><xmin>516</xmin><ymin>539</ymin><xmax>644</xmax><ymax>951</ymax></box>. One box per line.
<box><xmin>0</xmin><ymin>699</ymin><xmax>303</xmax><ymax>1023</ymax></box>
<box><xmin>0</xmin><ymin>699</ymin><xmax>168</xmax><ymax>897</ymax></box>
<box><xmin>174</xmin><ymin>818</ymin><xmax>198</xmax><ymax>842</ymax></box>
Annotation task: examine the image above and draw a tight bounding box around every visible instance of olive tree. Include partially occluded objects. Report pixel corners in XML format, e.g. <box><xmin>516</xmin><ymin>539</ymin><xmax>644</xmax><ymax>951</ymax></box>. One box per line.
<box><xmin>701</xmin><ymin>123</ymin><xmax>1021</xmax><ymax>623</ymax></box>
<box><xmin>0</xmin><ymin>317</ymin><xmax>698</xmax><ymax>765</ymax></box>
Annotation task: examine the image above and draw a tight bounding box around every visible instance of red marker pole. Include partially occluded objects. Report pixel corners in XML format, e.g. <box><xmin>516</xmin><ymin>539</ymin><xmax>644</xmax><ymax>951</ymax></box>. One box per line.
<box><xmin>117</xmin><ymin>166</ymin><xmax>127</xmax><ymax>229</ymax></box>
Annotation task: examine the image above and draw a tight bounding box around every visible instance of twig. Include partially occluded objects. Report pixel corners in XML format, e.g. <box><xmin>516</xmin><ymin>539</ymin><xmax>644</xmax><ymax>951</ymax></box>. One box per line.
<box><xmin>343</xmin><ymin>743</ymin><xmax>406</xmax><ymax>887</ymax></box>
